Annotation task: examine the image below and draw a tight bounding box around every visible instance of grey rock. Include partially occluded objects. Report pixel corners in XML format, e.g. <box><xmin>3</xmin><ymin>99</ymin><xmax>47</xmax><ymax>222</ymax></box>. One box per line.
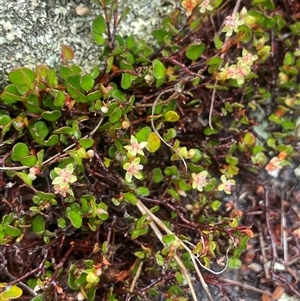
<box><xmin>0</xmin><ymin>0</ymin><xmax>172</xmax><ymax>89</ymax></box>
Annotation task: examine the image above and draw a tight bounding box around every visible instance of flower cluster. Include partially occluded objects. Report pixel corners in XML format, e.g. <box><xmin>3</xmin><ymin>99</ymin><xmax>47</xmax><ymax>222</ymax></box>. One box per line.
<box><xmin>123</xmin><ymin>135</ymin><xmax>147</xmax><ymax>183</ymax></box>
<box><xmin>191</xmin><ymin>171</ymin><xmax>209</xmax><ymax>192</ymax></box>
<box><xmin>222</xmin><ymin>7</ymin><xmax>255</xmax><ymax>37</ymax></box>
<box><xmin>51</xmin><ymin>163</ymin><xmax>77</xmax><ymax>197</ymax></box>
<box><xmin>217</xmin><ymin>49</ymin><xmax>258</xmax><ymax>85</ymax></box>
<box><xmin>181</xmin><ymin>0</ymin><xmax>213</xmax><ymax>16</ymax></box>
<box><xmin>218</xmin><ymin>175</ymin><xmax>235</xmax><ymax>195</ymax></box>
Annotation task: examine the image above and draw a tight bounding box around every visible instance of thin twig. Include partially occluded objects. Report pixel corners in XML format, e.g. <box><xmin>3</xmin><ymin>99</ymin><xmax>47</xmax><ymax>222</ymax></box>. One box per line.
<box><xmin>281</xmin><ymin>194</ymin><xmax>288</xmax><ymax>262</ymax></box>
<box><xmin>222</xmin><ymin>278</ymin><xmax>273</xmax><ymax>297</ymax></box>
<box><xmin>136</xmin><ymin>200</ymin><xmax>199</xmax><ymax>301</ymax></box>
<box><xmin>136</xmin><ymin>199</ymin><xmax>214</xmax><ymax>301</ymax></box>
<box><xmin>258</xmin><ymin>220</ymin><xmax>270</xmax><ymax>279</ymax></box>
<box><xmin>129</xmin><ymin>261</ymin><xmax>143</xmax><ymax>292</ymax></box>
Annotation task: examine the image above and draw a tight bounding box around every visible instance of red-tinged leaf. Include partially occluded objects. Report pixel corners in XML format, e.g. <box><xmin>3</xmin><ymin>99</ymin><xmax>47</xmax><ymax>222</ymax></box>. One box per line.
<box><xmin>61</xmin><ymin>45</ymin><xmax>74</xmax><ymax>63</ymax></box>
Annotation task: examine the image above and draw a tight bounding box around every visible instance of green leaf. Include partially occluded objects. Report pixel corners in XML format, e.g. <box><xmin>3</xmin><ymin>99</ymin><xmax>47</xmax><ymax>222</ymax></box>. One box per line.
<box><xmin>155</xmin><ymin>252</ymin><xmax>164</xmax><ymax>266</ymax></box>
<box><xmin>153</xmin><ymin>59</ymin><xmax>166</xmax><ymax>80</ymax></box>
<box><xmin>8</xmin><ymin>67</ymin><xmax>35</xmax><ymax>89</ymax></box>
<box><xmin>11</xmin><ymin>143</ymin><xmax>29</xmax><ymax>161</ymax></box>
<box><xmin>58</xmin><ymin>217</ymin><xmax>66</xmax><ymax>228</ymax></box>
<box><xmin>96</xmin><ymin>203</ymin><xmax>109</xmax><ymax>220</ymax></box>
<box><xmin>164</xmin><ymin>111</ymin><xmax>180</xmax><ymax>122</ymax></box>
<box><xmin>243</xmin><ymin>132</ymin><xmax>256</xmax><ymax>146</ymax></box>
<box><xmin>227</xmin><ymin>257</ymin><xmax>242</xmax><ymax>269</ymax></box>
<box><xmin>15</xmin><ymin>172</ymin><xmax>32</xmax><ymax>185</ymax></box>
<box><xmin>41</xmin><ymin>110</ymin><xmax>62</xmax><ymax>122</ymax></box>
<box><xmin>61</xmin><ymin>45</ymin><xmax>74</xmax><ymax>62</ymax></box>
<box><xmin>0</xmin><ymin>84</ymin><xmax>22</xmax><ymax>104</ymax></box>
<box><xmin>47</xmin><ymin>69</ymin><xmax>58</xmax><ymax>87</ymax></box>
<box><xmin>211</xmin><ymin>200</ymin><xmax>221</xmax><ymax>211</ymax></box>
<box><xmin>136</xmin><ymin>126</ymin><xmax>151</xmax><ymax>142</ymax></box>
<box><xmin>190</xmin><ymin>149</ymin><xmax>202</xmax><ymax>163</ymax></box>
<box><xmin>4</xmin><ymin>225</ymin><xmax>21</xmax><ymax>237</ymax></box>
<box><xmin>25</xmin><ymin>94</ymin><xmax>42</xmax><ymax>114</ymax></box>
<box><xmin>53</xmin><ymin>126</ymin><xmax>73</xmax><ymax>135</ymax></box>
<box><xmin>92</xmin><ymin>15</ymin><xmax>106</xmax><ymax>35</ymax></box>
<box><xmin>17</xmin><ymin>85</ymin><xmax>29</xmax><ymax>95</ymax></box>
<box><xmin>163</xmin><ymin>128</ymin><xmax>177</xmax><ymax>142</ymax></box>
<box><xmin>146</xmin><ymin>132</ymin><xmax>161</xmax><ymax>153</ymax></box>
<box><xmin>79</xmin><ymin>138</ymin><xmax>94</xmax><ymax>148</ymax></box>
<box><xmin>152</xmin><ymin>28</ymin><xmax>168</xmax><ymax>44</ymax></box>
<box><xmin>93</xmin><ymin>34</ymin><xmax>105</xmax><ymax>45</ymax></box>
<box><xmin>0</xmin><ymin>115</ymin><xmax>11</xmax><ymax>129</ymax></box>
<box><xmin>59</xmin><ymin>66</ymin><xmax>74</xmax><ymax>80</ymax></box>
<box><xmin>80</xmin><ymin>74</ymin><xmax>95</xmax><ymax>91</ymax></box>
<box><xmin>90</xmin><ymin>66</ymin><xmax>100</xmax><ymax>79</ymax></box>
<box><xmin>152</xmin><ymin>168</ymin><xmax>163</xmax><ymax>183</ymax></box>
<box><xmin>204</xmin><ymin>127</ymin><xmax>219</xmax><ymax>135</ymax></box>
<box><xmin>162</xmin><ymin>234</ymin><xmax>176</xmax><ymax>244</ymax></box>
<box><xmin>164</xmin><ymin>165</ymin><xmax>179</xmax><ymax>176</ymax></box>
<box><xmin>289</xmin><ymin>22</ymin><xmax>300</xmax><ymax>36</ymax></box>
<box><xmin>126</xmin><ymin>35</ymin><xmax>135</xmax><ymax>49</ymax></box>
<box><xmin>167</xmin><ymin>188</ymin><xmax>180</xmax><ymax>200</ymax></box>
<box><xmin>32</xmin><ymin>215</ymin><xmax>45</xmax><ymax>235</ymax></box>
<box><xmin>283</xmin><ymin>52</ymin><xmax>295</xmax><ymax>66</ymax></box>
<box><xmin>87</xmin><ymin>90</ymin><xmax>102</xmax><ymax>102</ymax></box>
<box><xmin>1</xmin><ymin>285</ymin><xmax>23</xmax><ymax>299</ymax></box>
<box><xmin>86</xmin><ymin>271</ymin><xmax>99</xmax><ymax>284</ymax></box>
<box><xmin>54</xmin><ymin>90</ymin><xmax>65</xmax><ymax>107</ymax></box>
<box><xmin>121</xmin><ymin>73</ymin><xmax>136</xmax><ymax>89</ymax></box>
<box><xmin>136</xmin><ymin>186</ymin><xmax>150</xmax><ymax>196</ymax></box>
<box><xmin>29</xmin><ymin>121</ymin><xmax>49</xmax><ymax>144</ymax></box>
<box><xmin>20</xmin><ymin>155</ymin><xmax>37</xmax><ymax>167</ymax></box>
<box><xmin>186</xmin><ymin>43</ymin><xmax>206</xmax><ymax>61</ymax></box>
<box><xmin>268</xmin><ymin>113</ymin><xmax>282</xmax><ymax>124</ymax></box>
<box><xmin>225</xmin><ymin>155</ymin><xmax>238</xmax><ymax>166</ymax></box>
<box><xmin>109</xmin><ymin>107</ymin><xmax>122</xmax><ymax>123</ymax></box>
<box><xmin>44</xmin><ymin>135</ymin><xmax>59</xmax><ymax>146</ymax></box>
<box><xmin>67</xmin><ymin>211</ymin><xmax>82</xmax><ymax>229</ymax></box>
<box><xmin>214</xmin><ymin>35</ymin><xmax>223</xmax><ymax>50</ymax></box>
<box><xmin>131</xmin><ymin>227</ymin><xmax>148</xmax><ymax>239</ymax></box>
<box><xmin>134</xmin><ymin>251</ymin><xmax>145</xmax><ymax>259</ymax></box>
<box><xmin>124</xmin><ymin>192</ymin><xmax>137</xmax><ymax>205</ymax></box>
<box><xmin>36</xmin><ymin>191</ymin><xmax>55</xmax><ymax>201</ymax></box>
<box><xmin>206</xmin><ymin>56</ymin><xmax>223</xmax><ymax>66</ymax></box>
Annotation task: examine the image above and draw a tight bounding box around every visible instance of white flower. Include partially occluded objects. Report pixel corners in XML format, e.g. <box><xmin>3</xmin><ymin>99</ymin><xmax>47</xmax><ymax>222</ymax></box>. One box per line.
<box><xmin>124</xmin><ymin>135</ymin><xmax>147</xmax><ymax>157</ymax></box>
<box><xmin>192</xmin><ymin>171</ymin><xmax>209</xmax><ymax>192</ymax></box>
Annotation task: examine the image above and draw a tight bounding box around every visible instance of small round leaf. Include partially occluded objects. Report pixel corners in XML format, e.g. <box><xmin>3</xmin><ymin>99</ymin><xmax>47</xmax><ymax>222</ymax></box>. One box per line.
<box><xmin>80</xmin><ymin>74</ymin><xmax>95</xmax><ymax>91</ymax></box>
<box><xmin>109</xmin><ymin>107</ymin><xmax>122</xmax><ymax>123</ymax></box>
<box><xmin>186</xmin><ymin>43</ymin><xmax>206</xmax><ymax>61</ymax></box>
<box><xmin>11</xmin><ymin>143</ymin><xmax>29</xmax><ymax>161</ymax></box>
<box><xmin>92</xmin><ymin>15</ymin><xmax>106</xmax><ymax>34</ymax></box>
<box><xmin>153</xmin><ymin>59</ymin><xmax>166</xmax><ymax>80</ymax></box>
<box><xmin>32</xmin><ymin>215</ymin><xmax>45</xmax><ymax>235</ymax></box>
<box><xmin>146</xmin><ymin>132</ymin><xmax>161</xmax><ymax>153</ymax></box>
<box><xmin>1</xmin><ymin>285</ymin><xmax>23</xmax><ymax>299</ymax></box>
<box><xmin>67</xmin><ymin>211</ymin><xmax>82</xmax><ymax>229</ymax></box>
<box><xmin>164</xmin><ymin>111</ymin><xmax>180</xmax><ymax>122</ymax></box>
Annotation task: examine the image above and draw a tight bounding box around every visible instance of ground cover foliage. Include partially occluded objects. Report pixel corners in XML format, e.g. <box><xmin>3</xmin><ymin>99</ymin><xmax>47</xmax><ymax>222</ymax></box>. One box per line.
<box><xmin>0</xmin><ymin>0</ymin><xmax>300</xmax><ymax>300</ymax></box>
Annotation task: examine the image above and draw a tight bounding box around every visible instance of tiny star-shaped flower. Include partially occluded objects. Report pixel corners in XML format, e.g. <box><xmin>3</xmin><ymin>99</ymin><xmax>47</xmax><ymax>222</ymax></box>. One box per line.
<box><xmin>124</xmin><ymin>135</ymin><xmax>148</xmax><ymax>157</ymax></box>
<box><xmin>218</xmin><ymin>175</ymin><xmax>235</xmax><ymax>195</ymax></box>
<box><xmin>123</xmin><ymin>157</ymin><xmax>144</xmax><ymax>182</ymax></box>
<box><xmin>191</xmin><ymin>171</ymin><xmax>209</xmax><ymax>192</ymax></box>
<box><xmin>199</xmin><ymin>0</ymin><xmax>213</xmax><ymax>14</ymax></box>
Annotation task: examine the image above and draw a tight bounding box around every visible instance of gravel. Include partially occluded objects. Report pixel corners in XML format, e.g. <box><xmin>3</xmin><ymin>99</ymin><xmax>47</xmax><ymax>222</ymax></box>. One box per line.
<box><xmin>0</xmin><ymin>0</ymin><xmax>173</xmax><ymax>89</ymax></box>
